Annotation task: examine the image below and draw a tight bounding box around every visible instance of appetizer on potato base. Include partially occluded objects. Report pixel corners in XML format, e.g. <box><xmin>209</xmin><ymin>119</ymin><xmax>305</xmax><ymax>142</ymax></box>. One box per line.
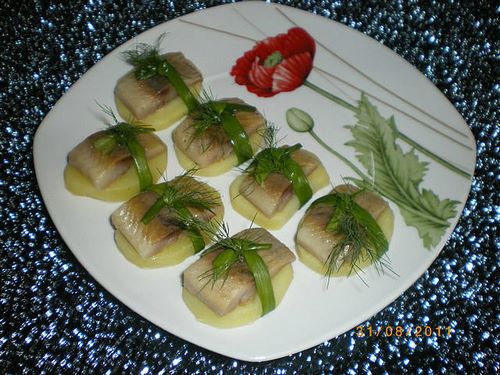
<box><xmin>182</xmin><ymin>227</ymin><xmax>295</xmax><ymax>328</ymax></box>
<box><xmin>172</xmin><ymin>98</ymin><xmax>266</xmax><ymax>176</ymax></box>
<box><xmin>111</xmin><ymin>175</ymin><xmax>223</xmax><ymax>268</ymax></box>
<box><xmin>230</xmin><ymin>144</ymin><xmax>329</xmax><ymax>230</ymax></box>
<box><xmin>296</xmin><ymin>184</ymin><xmax>394</xmax><ymax>278</ymax></box>
<box><xmin>64</xmin><ymin>121</ymin><xmax>167</xmax><ymax>202</ymax></box>
<box><xmin>116</xmin><ymin>46</ymin><xmax>203</xmax><ymax>131</ymax></box>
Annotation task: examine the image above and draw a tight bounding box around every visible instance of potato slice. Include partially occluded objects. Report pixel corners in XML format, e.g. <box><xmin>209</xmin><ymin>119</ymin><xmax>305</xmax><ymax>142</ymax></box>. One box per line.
<box><xmin>115</xmin><ymin>83</ymin><xmax>201</xmax><ymax>131</ymax></box>
<box><xmin>182</xmin><ymin>264</ymin><xmax>293</xmax><ymax>328</ymax></box>
<box><xmin>173</xmin><ymin>130</ymin><xmax>264</xmax><ymax>177</ymax></box>
<box><xmin>114</xmin><ymin>213</ymin><xmax>223</xmax><ymax>268</ymax></box>
<box><xmin>112</xmin><ymin>176</ymin><xmax>224</xmax><ymax>267</ymax></box>
<box><xmin>114</xmin><ymin>51</ymin><xmax>203</xmax><ymax>131</ymax></box>
<box><xmin>229</xmin><ymin>163</ymin><xmax>329</xmax><ymax>229</ymax></box>
<box><xmin>296</xmin><ymin>189</ymin><xmax>394</xmax><ymax>277</ymax></box>
<box><xmin>172</xmin><ymin>98</ymin><xmax>266</xmax><ymax>176</ymax></box>
<box><xmin>64</xmin><ymin>151</ymin><xmax>166</xmax><ymax>202</ymax></box>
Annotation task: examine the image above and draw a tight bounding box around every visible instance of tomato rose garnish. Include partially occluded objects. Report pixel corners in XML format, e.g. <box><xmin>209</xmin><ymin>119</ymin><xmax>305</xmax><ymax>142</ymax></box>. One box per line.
<box><xmin>230</xmin><ymin>27</ymin><xmax>316</xmax><ymax>97</ymax></box>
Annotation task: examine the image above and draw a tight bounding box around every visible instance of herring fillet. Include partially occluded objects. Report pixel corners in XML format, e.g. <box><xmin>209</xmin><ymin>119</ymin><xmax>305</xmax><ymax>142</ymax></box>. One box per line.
<box><xmin>111</xmin><ymin>177</ymin><xmax>220</xmax><ymax>258</ymax></box>
<box><xmin>183</xmin><ymin>228</ymin><xmax>295</xmax><ymax>316</ymax></box>
<box><xmin>111</xmin><ymin>191</ymin><xmax>182</xmax><ymax>258</ymax></box>
<box><xmin>239</xmin><ymin>148</ymin><xmax>322</xmax><ymax>217</ymax></box>
<box><xmin>172</xmin><ymin>98</ymin><xmax>265</xmax><ymax>167</ymax></box>
<box><xmin>296</xmin><ymin>185</ymin><xmax>389</xmax><ymax>264</ymax></box>
<box><xmin>114</xmin><ymin>52</ymin><xmax>203</xmax><ymax>119</ymax></box>
<box><xmin>67</xmin><ymin>131</ymin><xmax>165</xmax><ymax>190</ymax></box>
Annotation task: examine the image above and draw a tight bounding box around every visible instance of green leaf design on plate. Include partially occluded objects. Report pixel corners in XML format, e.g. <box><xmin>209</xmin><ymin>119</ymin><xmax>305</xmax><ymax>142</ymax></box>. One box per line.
<box><xmin>345</xmin><ymin>94</ymin><xmax>460</xmax><ymax>249</ymax></box>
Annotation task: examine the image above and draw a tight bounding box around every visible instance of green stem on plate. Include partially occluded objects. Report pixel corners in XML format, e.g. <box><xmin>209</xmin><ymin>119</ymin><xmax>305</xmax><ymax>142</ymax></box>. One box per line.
<box><xmin>308</xmin><ymin>129</ymin><xmax>369</xmax><ymax>181</ymax></box>
<box><xmin>311</xmin><ymin>125</ymin><xmax>452</xmax><ymax>227</ymax></box>
<box><xmin>397</xmin><ymin>132</ymin><xmax>471</xmax><ymax>178</ymax></box>
<box><xmin>303</xmin><ymin>80</ymin><xmax>471</xmax><ymax>179</ymax></box>
<box><xmin>304</xmin><ymin>80</ymin><xmax>358</xmax><ymax>112</ymax></box>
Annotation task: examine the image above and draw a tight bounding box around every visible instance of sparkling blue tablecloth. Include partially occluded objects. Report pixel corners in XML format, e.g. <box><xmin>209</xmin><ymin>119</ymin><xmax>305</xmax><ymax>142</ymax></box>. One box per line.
<box><xmin>1</xmin><ymin>0</ymin><xmax>498</xmax><ymax>373</ymax></box>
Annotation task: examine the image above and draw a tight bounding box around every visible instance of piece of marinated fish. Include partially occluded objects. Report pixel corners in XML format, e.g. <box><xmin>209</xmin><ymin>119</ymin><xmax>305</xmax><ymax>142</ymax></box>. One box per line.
<box><xmin>67</xmin><ymin>131</ymin><xmax>165</xmax><ymax>190</ymax></box>
<box><xmin>183</xmin><ymin>228</ymin><xmax>295</xmax><ymax>316</ymax></box>
<box><xmin>172</xmin><ymin>98</ymin><xmax>265</xmax><ymax>168</ymax></box>
<box><xmin>239</xmin><ymin>148</ymin><xmax>321</xmax><ymax>217</ymax></box>
<box><xmin>114</xmin><ymin>52</ymin><xmax>203</xmax><ymax>119</ymax></box>
<box><xmin>111</xmin><ymin>177</ymin><xmax>219</xmax><ymax>258</ymax></box>
<box><xmin>296</xmin><ymin>184</ymin><xmax>389</xmax><ymax>264</ymax></box>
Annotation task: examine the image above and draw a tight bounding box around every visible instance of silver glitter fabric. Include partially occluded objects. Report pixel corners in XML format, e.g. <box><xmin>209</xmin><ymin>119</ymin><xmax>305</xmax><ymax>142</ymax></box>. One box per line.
<box><xmin>0</xmin><ymin>0</ymin><xmax>497</xmax><ymax>373</ymax></box>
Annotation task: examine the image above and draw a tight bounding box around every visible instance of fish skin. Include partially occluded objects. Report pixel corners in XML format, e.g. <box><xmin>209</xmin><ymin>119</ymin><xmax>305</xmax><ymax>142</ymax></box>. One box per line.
<box><xmin>183</xmin><ymin>228</ymin><xmax>295</xmax><ymax>316</ymax></box>
<box><xmin>114</xmin><ymin>52</ymin><xmax>203</xmax><ymax>119</ymax></box>
<box><xmin>239</xmin><ymin>148</ymin><xmax>321</xmax><ymax>217</ymax></box>
<box><xmin>296</xmin><ymin>184</ymin><xmax>389</xmax><ymax>264</ymax></box>
<box><xmin>111</xmin><ymin>176</ymin><xmax>220</xmax><ymax>258</ymax></box>
<box><xmin>172</xmin><ymin>98</ymin><xmax>265</xmax><ymax>168</ymax></box>
<box><xmin>67</xmin><ymin>131</ymin><xmax>166</xmax><ymax>190</ymax></box>
<box><xmin>112</xmin><ymin>191</ymin><xmax>182</xmax><ymax>258</ymax></box>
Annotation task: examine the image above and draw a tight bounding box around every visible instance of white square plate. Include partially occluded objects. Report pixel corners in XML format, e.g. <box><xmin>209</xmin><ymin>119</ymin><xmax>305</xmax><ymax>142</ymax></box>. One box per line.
<box><xmin>33</xmin><ymin>2</ymin><xmax>475</xmax><ymax>361</ymax></box>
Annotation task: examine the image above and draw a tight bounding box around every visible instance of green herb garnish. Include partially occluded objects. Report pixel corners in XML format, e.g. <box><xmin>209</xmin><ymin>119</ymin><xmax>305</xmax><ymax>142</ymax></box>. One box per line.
<box><xmin>141</xmin><ymin>174</ymin><xmax>220</xmax><ymax>253</ymax></box>
<box><xmin>200</xmin><ymin>223</ymin><xmax>276</xmax><ymax>316</ymax></box>
<box><xmin>123</xmin><ymin>40</ymin><xmax>199</xmax><ymax>112</ymax></box>
<box><xmin>189</xmin><ymin>97</ymin><xmax>256</xmax><ymax>164</ymax></box>
<box><xmin>94</xmin><ymin>106</ymin><xmax>154</xmax><ymax>191</ymax></box>
<box><xmin>245</xmin><ymin>127</ymin><xmax>313</xmax><ymax>207</ymax></box>
<box><xmin>310</xmin><ymin>189</ymin><xmax>394</xmax><ymax>283</ymax></box>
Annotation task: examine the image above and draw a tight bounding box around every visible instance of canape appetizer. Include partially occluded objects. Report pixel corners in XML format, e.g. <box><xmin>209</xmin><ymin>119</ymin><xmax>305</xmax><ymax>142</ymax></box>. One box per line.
<box><xmin>172</xmin><ymin>98</ymin><xmax>266</xmax><ymax>176</ymax></box>
<box><xmin>115</xmin><ymin>42</ymin><xmax>203</xmax><ymax>130</ymax></box>
<box><xmin>111</xmin><ymin>174</ymin><xmax>223</xmax><ymax>268</ymax></box>
<box><xmin>296</xmin><ymin>184</ymin><xmax>394</xmax><ymax>279</ymax></box>
<box><xmin>182</xmin><ymin>227</ymin><xmax>295</xmax><ymax>328</ymax></box>
<box><xmin>230</xmin><ymin>140</ymin><xmax>329</xmax><ymax>230</ymax></box>
<box><xmin>64</xmin><ymin>112</ymin><xmax>167</xmax><ymax>202</ymax></box>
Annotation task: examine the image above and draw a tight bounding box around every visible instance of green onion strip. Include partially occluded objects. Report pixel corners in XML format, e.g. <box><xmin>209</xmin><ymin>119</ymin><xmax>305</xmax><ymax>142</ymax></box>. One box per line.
<box><xmin>157</xmin><ymin>60</ymin><xmax>199</xmax><ymax>112</ymax></box>
<box><xmin>93</xmin><ymin>134</ymin><xmax>116</xmax><ymax>154</ymax></box>
<box><xmin>140</xmin><ymin>195</ymin><xmax>165</xmax><ymax>225</ymax></box>
<box><xmin>212</xmin><ymin>249</ymin><xmax>238</xmax><ymax>281</ymax></box>
<box><xmin>311</xmin><ymin>192</ymin><xmax>388</xmax><ymax>257</ymax></box>
<box><xmin>219</xmin><ymin>110</ymin><xmax>254</xmax><ymax>164</ymax></box>
<box><xmin>94</xmin><ymin>122</ymin><xmax>154</xmax><ymax>192</ymax></box>
<box><xmin>175</xmin><ymin>205</ymin><xmax>205</xmax><ymax>253</ymax></box>
<box><xmin>209</xmin><ymin>101</ymin><xmax>255</xmax><ymax>164</ymax></box>
<box><xmin>140</xmin><ymin>184</ymin><xmax>206</xmax><ymax>253</ymax></box>
<box><xmin>243</xmin><ymin>250</ymin><xmax>276</xmax><ymax>315</ymax></box>
<box><xmin>205</xmin><ymin>237</ymin><xmax>275</xmax><ymax>316</ymax></box>
<box><xmin>251</xmin><ymin>143</ymin><xmax>313</xmax><ymax>207</ymax></box>
<box><xmin>125</xmin><ymin>137</ymin><xmax>153</xmax><ymax>191</ymax></box>
<box><xmin>126</xmin><ymin>45</ymin><xmax>200</xmax><ymax>112</ymax></box>
<box><xmin>282</xmin><ymin>146</ymin><xmax>313</xmax><ymax>207</ymax></box>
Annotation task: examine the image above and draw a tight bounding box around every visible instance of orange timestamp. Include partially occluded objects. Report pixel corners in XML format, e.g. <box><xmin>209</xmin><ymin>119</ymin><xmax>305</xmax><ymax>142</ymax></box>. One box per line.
<box><xmin>355</xmin><ymin>325</ymin><xmax>452</xmax><ymax>338</ymax></box>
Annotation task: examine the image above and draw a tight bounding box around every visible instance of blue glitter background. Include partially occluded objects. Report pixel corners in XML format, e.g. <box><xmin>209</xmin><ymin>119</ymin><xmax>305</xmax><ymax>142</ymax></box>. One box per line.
<box><xmin>0</xmin><ymin>0</ymin><xmax>498</xmax><ymax>373</ymax></box>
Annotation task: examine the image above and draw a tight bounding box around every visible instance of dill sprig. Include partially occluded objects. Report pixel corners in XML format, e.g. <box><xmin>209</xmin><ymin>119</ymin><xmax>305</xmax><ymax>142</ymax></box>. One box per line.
<box><xmin>93</xmin><ymin>104</ymin><xmax>154</xmax><ymax>191</ymax></box>
<box><xmin>187</xmin><ymin>91</ymin><xmax>257</xmax><ymax>164</ymax></box>
<box><xmin>122</xmin><ymin>37</ymin><xmax>199</xmax><ymax>112</ymax></box>
<box><xmin>194</xmin><ymin>222</ymin><xmax>276</xmax><ymax>316</ymax></box>
<box><xmin>244</xmin><ymin>126</ymin><xmax>313</xmax><ymax>207</ymax></box>
<box><xmin>96</xmin><ymin>105</ymin><xmax>153</xmax><ymax>147</ymax></box>
<box><xmin>311</xmin><ymin>190</ymin><xmax>395</xmax><ymax>285</ymax></box>
<box><xmin>141</xmin><ymin>172</ymin><xmax>221</xmax><ymax>253</ymax></box>
<box><xmin>122</xmin><ymin>41</ymin><xmax>164</xmax><ymax>81</ymax></box>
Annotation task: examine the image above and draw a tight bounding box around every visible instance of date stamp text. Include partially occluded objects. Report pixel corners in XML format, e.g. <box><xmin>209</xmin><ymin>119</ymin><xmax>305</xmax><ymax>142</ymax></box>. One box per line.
<box><xmin>355</xmin><ymin>325</ymin><xmax>452</xmax><ymax>337</ymax></box>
